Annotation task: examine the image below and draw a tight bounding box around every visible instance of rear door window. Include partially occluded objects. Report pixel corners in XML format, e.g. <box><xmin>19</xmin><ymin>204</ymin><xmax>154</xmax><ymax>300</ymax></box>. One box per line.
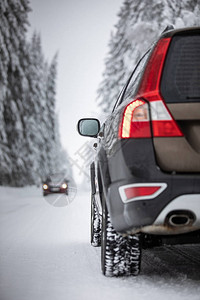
<box><xmin>161</xmin><ymin>35</ymin><xmax>200</xmax><ymax>103</ymax></box>
<box><xmin>121</xmin><ymin>50</ymin><xmax>151</xmax><ymax>103</ymax></box>
<box><xmin>113</xmin><ymin>49</ymin><xmax>151</xmax><ymax>110</ymax></box>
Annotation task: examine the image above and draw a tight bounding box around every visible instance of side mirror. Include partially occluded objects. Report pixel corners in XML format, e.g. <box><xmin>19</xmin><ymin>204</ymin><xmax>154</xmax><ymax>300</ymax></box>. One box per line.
<box><xmin>77</xmin><ymin>118</ymin><xmax>100</xmax><ymax>137</ymax></box>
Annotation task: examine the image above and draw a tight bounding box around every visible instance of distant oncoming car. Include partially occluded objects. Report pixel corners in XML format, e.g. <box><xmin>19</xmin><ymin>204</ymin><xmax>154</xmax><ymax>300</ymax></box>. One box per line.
<box><xmin>77</xmin><ymin>27</ymin><xmax>200</xmax><ymax>277</ymax></box>
<box><xmin>42</xmin><ymin>173</ymin><xmax>68</xmax><ymax>196</ymax></box>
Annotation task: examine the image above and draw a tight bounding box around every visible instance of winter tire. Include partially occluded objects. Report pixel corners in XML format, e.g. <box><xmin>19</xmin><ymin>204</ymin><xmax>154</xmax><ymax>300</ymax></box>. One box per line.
<box><xmin>101</xmin><ymin>201</ymin><xmax>141</xmax><ymax>276</ymax></box>
<box><xmin>91</xmin><ymin>195</ymin><xmax>101</xmax><ymax>247</ymax></box>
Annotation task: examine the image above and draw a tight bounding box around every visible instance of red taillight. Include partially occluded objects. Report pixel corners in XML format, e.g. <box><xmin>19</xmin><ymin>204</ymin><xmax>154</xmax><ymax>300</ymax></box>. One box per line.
<box><xmin>149</xmin><ymin>100</ymin><xmax>183</xmax><ymax>137</ymax></box>
<box><xmin>119</xmin><ymin>99</ymin><xmax>151</xmax><ymax>138</ymax></box>
<box><xmin>119</xmin><ymin>183</ymin><xmax>167</xmax><ymax>203</ymax></box>
<box><xmin>119</xmin><ymin>37</ymin><xmax>183</xmax><ymax>139</ymax></box>
<box><xmin>138</xmin><ymin>38</ymin><xmax>171</xmax><ymax>96</ymax></box>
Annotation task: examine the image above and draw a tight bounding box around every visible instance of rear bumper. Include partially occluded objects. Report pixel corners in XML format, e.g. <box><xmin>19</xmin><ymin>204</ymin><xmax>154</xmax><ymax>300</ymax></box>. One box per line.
<box><xmin>105</xmin><ymin>139</ymin><xmax>200</xmax><ymax>235</ymax></box>
<box><xmin>107</xmin><ymin>177</ymin><xmax>200</xmax><ymax>235</ymax></box>
<box><xmin>147</xmin><ymin>194</ymin><xmax>200</xmax><ymax>234</ymax></box>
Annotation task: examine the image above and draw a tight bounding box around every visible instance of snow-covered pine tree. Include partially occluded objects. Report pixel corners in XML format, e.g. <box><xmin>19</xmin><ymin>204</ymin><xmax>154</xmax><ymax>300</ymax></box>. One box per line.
<box><xmin>28</xmin><ymin>32</ymin><xmax>51</xmax><ymax>183</ymax></box>
<box><xmin>0</xmin><ymin>0</ymin><xmax>31</xmax><ymax>185</ymax></box>
<box><xmin>97</xmin><ymin>0</ymin><xmax>200</xmax><ymax>113</ymax></box>
<box><xmin>22</xmin><ymin>34</ymin><xmax>69</xmax><ymax>184</ymax></box>
<box><xmin>45</xmin><ymin>53</ymin><xmax>58</xmax><ymax>175</ymax></box>
<box><xmin>18</xmin><ymin>40</ymin><xmax>37</xmax><ymax>185</ymax></box>
<box><xmin>45</xmin><ymin>55</ymin><xmax>73</xmax><ymax>178</ymax></box>
<box><xmin>0</xmin><ymin>1</ymin><xmax>72</xmax><ymax>186</ymax></box>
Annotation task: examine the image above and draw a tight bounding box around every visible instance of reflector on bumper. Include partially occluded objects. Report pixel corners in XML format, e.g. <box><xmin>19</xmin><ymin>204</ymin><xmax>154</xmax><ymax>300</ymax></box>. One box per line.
<box><xmin>119</xmin><ymin>183</ymin><xmax>167</xmax><ymax>203</ymax></box>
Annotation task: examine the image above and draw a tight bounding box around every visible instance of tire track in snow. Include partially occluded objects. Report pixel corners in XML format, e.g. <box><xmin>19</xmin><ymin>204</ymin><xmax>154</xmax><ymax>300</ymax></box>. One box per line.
<box><xmin>166</xmin><ymin>245</ymin><xmax>200</xmax><ymax>264</ymax></box>
<box><xmin>141</xmin><ymin>245</ymin><xmax>200</xmax><ymax>280</ymax></box>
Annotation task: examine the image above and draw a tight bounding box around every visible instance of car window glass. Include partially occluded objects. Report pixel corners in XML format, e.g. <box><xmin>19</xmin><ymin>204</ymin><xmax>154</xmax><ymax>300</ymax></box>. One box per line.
<box><xmin>112</xmin><ymin>83</ymin><xmax>128</xmax><ymax>112</ymax></box>
<box><xmin>121</xmin><ymin>50</ymin><xmax>151</xmax><ymax>104</ymax></box>
<box><xmin>161</xmin><ymin>34</ymin><xmax>200</xmax><ymax>103</ymax></box>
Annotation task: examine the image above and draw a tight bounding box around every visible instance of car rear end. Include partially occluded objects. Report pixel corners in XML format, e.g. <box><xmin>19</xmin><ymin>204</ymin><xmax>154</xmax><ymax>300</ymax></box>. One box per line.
<box><xmin>106</xmin><ymin>27</ymin><xmax>200</xmax><ymax>236</ymax></box>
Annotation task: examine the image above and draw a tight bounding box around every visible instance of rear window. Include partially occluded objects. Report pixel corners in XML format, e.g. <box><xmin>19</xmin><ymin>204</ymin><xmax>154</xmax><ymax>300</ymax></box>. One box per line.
<box><xmin>161</xmin><ymin>35</ymin><xmax>200</xmax><ymax>103</ymax></box>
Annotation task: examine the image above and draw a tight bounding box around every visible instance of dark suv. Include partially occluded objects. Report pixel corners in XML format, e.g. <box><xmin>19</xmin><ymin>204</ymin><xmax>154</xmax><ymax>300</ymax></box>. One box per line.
<box><xmin>77</xmin><ymin>27</ymin><xmax>200</xmax><ymax>276</ymax></box>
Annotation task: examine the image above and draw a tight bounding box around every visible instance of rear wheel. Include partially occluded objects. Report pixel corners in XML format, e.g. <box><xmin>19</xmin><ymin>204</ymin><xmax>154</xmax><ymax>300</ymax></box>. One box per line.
<box><xmin>91</xmin><ymin>195</ymin><xmax>101</xmax><ymax>247</ymax></box>
<box><xmin>101</xmin><ymin>202</ymin><xmax>141</xmax><ymax>276</ymax></box>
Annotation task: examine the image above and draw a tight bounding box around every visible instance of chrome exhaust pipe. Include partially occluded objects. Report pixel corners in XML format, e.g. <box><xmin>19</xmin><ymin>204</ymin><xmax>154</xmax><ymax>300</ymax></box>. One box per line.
<box><xmin>167</xmin><ymin>210</ymin><xmax>195</xmax><ymax>227</ymax></box>
<box><xmin>169</xmin><ymin>214</ymin><xmax>190</xmax><ymax>226</ymax></box>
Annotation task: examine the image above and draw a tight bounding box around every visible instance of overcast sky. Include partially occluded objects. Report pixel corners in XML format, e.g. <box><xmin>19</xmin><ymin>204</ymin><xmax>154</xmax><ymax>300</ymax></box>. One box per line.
<box><xmin>28</xmin><ymin>0</ymin><xmax>123</xmax><ymax>166</ymax></box>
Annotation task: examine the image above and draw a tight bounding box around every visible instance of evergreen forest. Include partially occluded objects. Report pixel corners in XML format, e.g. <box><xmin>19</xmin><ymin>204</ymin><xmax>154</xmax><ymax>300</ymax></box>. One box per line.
<box><xmin>98</xmin><ymin>0</ymin><xmax>200</xmax><ymax>113</ymax></box>
<box><xmin>0</xmin><ymin>0</ymin><xmax>71</xmax><ymax>186</ymax></box>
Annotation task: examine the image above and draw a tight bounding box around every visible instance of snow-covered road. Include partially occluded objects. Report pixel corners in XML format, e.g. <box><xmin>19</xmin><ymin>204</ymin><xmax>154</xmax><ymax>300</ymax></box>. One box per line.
<box><xmin>0</xmin><ymin>186</ymin><xmax>200</xmax><ymax>300</ymax></box>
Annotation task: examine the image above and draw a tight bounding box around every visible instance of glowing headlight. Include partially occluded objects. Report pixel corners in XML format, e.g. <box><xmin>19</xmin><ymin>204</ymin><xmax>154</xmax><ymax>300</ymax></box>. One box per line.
<box><xmin>43</xmin><ymin>184</ymin><xmax>48</xmax><ymax>190</ymax></box>
<box><xmin>61</xmin><ymin>183</ymin><xmax>67</xmax><ymax>189</ymax></box>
